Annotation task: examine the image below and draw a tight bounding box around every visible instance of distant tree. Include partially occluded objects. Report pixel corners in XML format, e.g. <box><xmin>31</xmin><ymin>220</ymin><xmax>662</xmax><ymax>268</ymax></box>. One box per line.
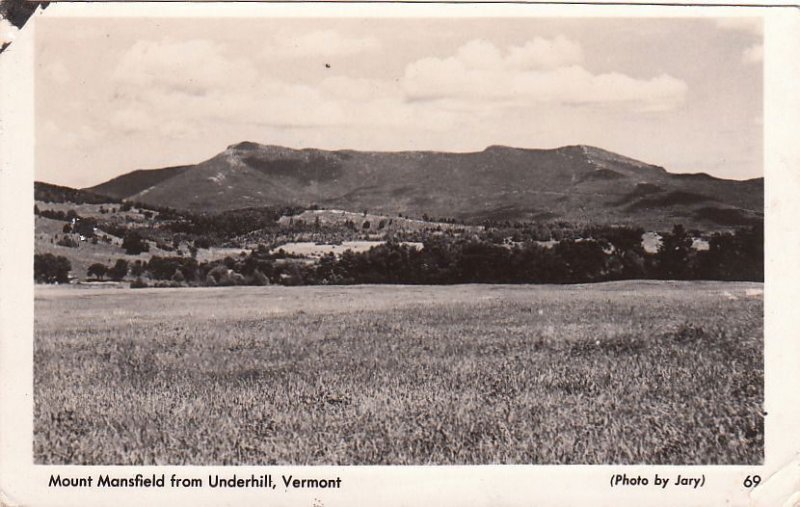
<box><xmin>251</xmin><ymin>269</ymin><xmax>269</xmax><ymax>286</ymax></box>
<box><xmin>362</xmin><ymin>221</ymin><xmax>371</xmax><ymax>230</ymax></box>
<box><xmin>657</xmin><ymin>224</ymin><xmax>694</xmax><ymax>279</ymax></box>
<box><xmin>147</xmin><ymin>256</ymin><xmax>198</xmax><ymax>281</ymax></box>
<box><xmin>695</xmin><ymin>224</ymin><xmax>763</xmax><ymax>281</ymax></box>
<box><xmin>108</xmin><ymin>259</ymin><xmax>129</xmax><ymax>281</ymax></box>
<box><xmin>122</xmin><ymin>230</ymin><xmax>149</xmax><ymax>255</ymax></box>
<box><xmin>34</xmin><ymin>204</ymin><xmax>40</xmax><ymax>215</ymax></box>
<box><xmin>130</xmin><ymin>260</ymin><xmax>145</xmax><ymax>277</ymax></box>
<box><xmin>62</xmin><ymin>223</ymin><xmax>72</xmax><ymax>233</ymax></box>
<box><xmin>34</xmin><ymin>254</ymin><xmax>71</xmax><ymax>284</ymax></box>
<box><xmin>120</xmin><ymin>202</ymin><xmax>132</xmax><ymax>212</ymax></box>
<box><xmin>87</xmin><ymin>263</ymin><xmax>108</xmax><ymax>280</ymax></box>
<box><xmin>194</xmin><ymin>236</ymin><xmax>211</xmax><ymax>249</ymax></box>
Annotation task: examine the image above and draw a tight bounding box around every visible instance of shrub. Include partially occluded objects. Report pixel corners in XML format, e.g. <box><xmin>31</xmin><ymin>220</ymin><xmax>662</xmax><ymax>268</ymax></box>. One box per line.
<box><xmin>172</xmin><ymin>269</ymin><xmax>186</xmax><ymax>283</ymax></box>
<box><xmin>130</xmin><ymin>277</ymin><xmax>148</xmax><ymax>289</ymax></box>
<box><xmin>87</xmin><ymin>263</ymin><xmax>107</xmax><ymax>280</ymax></box>
<box><xmin>56</xmin><ymin>236</ymin><xmax>78</xmax><ymax>248</ymax></box>
<box><xmin>207</xmin><ymin>265</ymin><xmax>233</xmax><ymax>285</ymax></box>
<box><xmin>195</xmin><ymin>236</ymin><xmax>212</xmax><ymax>249</ymax></box>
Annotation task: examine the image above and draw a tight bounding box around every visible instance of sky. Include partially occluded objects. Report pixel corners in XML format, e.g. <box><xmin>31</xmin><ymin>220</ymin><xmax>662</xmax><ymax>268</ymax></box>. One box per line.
<box><xmin>35</xmin><ymin>16</ymin><xmax>763</xmax><ymax>188</ymax></box>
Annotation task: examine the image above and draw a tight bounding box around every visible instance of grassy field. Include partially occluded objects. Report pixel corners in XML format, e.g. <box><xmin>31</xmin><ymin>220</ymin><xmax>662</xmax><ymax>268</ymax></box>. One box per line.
<box><xmin>34</xmin><ymin>281</ymin><xmax>764</xmax><ymax>465</ymax></box>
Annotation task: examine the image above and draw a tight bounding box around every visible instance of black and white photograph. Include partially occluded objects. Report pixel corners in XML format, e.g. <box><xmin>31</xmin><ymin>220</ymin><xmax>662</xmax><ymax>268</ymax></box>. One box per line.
<box><xmin>1</xmin><ymin>2</ymin><xmax>799</xmax><ymax>506</ymax></box>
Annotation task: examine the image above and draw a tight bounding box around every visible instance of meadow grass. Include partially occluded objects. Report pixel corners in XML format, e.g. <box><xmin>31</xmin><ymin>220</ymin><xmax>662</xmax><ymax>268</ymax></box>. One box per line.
<box><xmin>34</xmin><ymin>281</ymin><xmax>763</xmax><ymax>465</ymax></box>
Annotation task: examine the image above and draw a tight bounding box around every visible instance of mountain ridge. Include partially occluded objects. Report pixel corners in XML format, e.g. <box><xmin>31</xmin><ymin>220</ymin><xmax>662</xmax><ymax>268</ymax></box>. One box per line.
<box><xmin>85</xmin><ymin>142</ymin><xmax>763</xmax><ymax>229</ymax></box>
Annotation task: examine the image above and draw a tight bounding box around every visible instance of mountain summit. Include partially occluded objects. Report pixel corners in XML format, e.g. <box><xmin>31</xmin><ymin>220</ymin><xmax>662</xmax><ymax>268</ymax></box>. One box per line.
<box><xmin>87</xmin><ymin>142</ymin><xmax>762</xmax><ymax>228</ymax></box>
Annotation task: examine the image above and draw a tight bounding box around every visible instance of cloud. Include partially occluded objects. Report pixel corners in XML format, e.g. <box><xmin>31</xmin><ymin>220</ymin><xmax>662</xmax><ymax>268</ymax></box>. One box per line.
<box><xmin>742</xmin><ymin>43</ymin><xmax>763</xmax><ymax>64</ymax></box>
<box><xmin>262</xmin><ymin>29</ymin><xmax>381</xmax><ymax>60</ymax></box>
<box><xmin>402</xmin><ymin>38</ymin><xmax>687</xmax><ymax>112</ymax></box>
<box><xmin>506</xmin><ymin>36</ymin><xmax>584</xmax><ymax>70</ymax></box>
<box><xmin>714</xmin><ymin>18</ymin><xmax>763</xmax><ymax>36</ymax></box>
<box><xmin>113</xmin><ymin>39</ymin><xmax>260</xmax><ymax>96</ymax></box>
<box><xmin>108</xmin><ymin>36</ymin><xmax>452</xmax><ymax>138</ymax></box>
<box><xmin>105</xmin><ymin>33</ymin><xmax>688</xmax><ymax>148</ymax></box>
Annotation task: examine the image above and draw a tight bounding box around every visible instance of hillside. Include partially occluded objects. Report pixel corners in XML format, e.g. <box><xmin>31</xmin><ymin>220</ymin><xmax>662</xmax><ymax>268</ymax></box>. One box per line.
<box><xmin>86</xmin><ymin>142</ymin><xmax>763</xmax><ymax>230</ymax></box>
<box><xmin>35</xmin><ymin>181</ymin><xmax>119</xmax><ymax>205</ymax></box>
<box><xmin>88</xmin><ymin>165</ymin><xmax>193</xmax><ymax>201</ymax></box>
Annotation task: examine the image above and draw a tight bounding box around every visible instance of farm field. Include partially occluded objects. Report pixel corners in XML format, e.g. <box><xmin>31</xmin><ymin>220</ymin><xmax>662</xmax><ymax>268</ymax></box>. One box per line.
<box><xmin>34</xmin><ymin>281</ymin><xmax>763</xmax><ymax>465</ymax></box>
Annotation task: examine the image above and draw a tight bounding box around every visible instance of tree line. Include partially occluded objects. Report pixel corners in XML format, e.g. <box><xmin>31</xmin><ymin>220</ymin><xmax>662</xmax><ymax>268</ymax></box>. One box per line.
<box><xmin>34</xmin><ymin>223</ymin><xmax>762</xmax><ymax>286</ymax></box>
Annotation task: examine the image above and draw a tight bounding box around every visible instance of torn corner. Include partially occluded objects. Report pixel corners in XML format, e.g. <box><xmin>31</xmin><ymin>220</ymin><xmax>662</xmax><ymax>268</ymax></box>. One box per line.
<box><xmin>0</xmin><ymin>486</ymin><xmax>23</xmax><ymax>507</ymax></box>
<box><xmin>0</xmin><ymin>0</ymin><xmax>49</xmax><ymax>55</ymax></box>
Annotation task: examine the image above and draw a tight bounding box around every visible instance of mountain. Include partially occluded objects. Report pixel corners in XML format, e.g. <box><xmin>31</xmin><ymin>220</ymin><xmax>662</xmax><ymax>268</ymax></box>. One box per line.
<box><xmin>86</xmin><ymin>142</ymin><xmax>763</xmax><ymax>229</ymax></box>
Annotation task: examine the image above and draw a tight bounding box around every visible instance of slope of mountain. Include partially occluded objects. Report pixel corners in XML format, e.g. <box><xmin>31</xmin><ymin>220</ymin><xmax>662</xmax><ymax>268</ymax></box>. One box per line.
<box><xmin>85</xmin><ymin>142</ymin><xmax>763</xmax><ymax>229</ymax></box>
<box><xmin>35</xmin><ymin>181</ymin><xmax>119</xmax><ymax>205</ymax></box>
<box><xmin>90</xmin><ymin>165</ymin><xmax>193</xmax><ymax>201</ymax></box>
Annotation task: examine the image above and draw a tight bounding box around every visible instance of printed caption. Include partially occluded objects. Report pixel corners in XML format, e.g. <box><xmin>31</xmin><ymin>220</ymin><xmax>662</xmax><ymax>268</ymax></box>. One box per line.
<box><xmin>48</xmin><ymin>473</ymin><xmax>342</xmax><ymax>490</ymax></box>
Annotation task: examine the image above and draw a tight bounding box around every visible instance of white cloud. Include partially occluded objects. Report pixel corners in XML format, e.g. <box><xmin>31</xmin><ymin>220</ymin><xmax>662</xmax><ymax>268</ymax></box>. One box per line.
<box><xmin>402</xmin><ymin>38</ymin><xmax>687</xmax><ymax>112</ymax></box>
<box><xmin>0</xmin><ymin>17</ymin><xmax>18</xmax><ymax>46</ymax></box>
<box><xmin>506</xmin><ymin>36</ymin><xmax>584</xmax><ymax>70</ymax></box>
<box><xmin>714</xmin><ymin>18</ymin><xmax>763</xmax><ymax>36</ymax></box>
<box><xmin>108</xmin><ymin>36</ymin><xmax>452</xmax><ymax>138</ymax></box>
<box><xmin>262</xmin><ymin>30</ymin><xmax>381</xmax><ymax>60</ymax></box>
<box><xmin>113</xmin><ymin>39</ymin><xmax>260</xmax><ymax>95</ymax></box>
<box><xmin>105</xmin><ymin>33</ymin><xmax>687</xmax><ymax>148</ymax></box>
<box><xmin>742</xmin><ymin>43</ymin><xmax>763</xmax><ymax>64</ymax></box>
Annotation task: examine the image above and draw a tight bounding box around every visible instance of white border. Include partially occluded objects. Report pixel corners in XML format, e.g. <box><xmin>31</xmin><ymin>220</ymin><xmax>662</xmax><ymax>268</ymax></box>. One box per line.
<box><xmin>2</xmin><ymin>3</ymin><xmax>799</xmax><ymax>506</ymax></box>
